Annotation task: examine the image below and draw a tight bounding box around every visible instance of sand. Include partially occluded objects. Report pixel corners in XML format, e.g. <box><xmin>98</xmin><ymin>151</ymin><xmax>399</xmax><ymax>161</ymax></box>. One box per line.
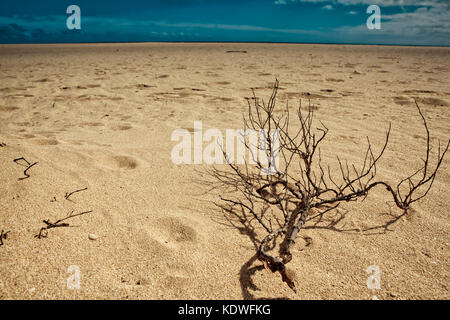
<box><xmin>0</xmin><ymin>42</ymin><xmax>449</xmax><ymax>299</ymax></box>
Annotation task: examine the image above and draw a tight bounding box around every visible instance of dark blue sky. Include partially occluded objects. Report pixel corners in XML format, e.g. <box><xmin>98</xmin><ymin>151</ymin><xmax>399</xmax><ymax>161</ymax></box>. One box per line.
<box><xmin>1</xmin><ymin>0</ymin><xmax>449</xmax><ymax>45</ymax></box>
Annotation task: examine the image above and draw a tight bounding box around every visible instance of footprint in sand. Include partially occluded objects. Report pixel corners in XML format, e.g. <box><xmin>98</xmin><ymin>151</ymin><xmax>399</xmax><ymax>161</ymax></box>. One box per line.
<box><xmin>0</xmin><ymin>106</ymin><xmax>19</xmax><ymax>112</ymax></box>
<box><xmin>32</xmin><ymin>138</ymin><xmax>59</xmax><ymax>146</ymax></box>
<box><xmin>326</xmin><ymin>78</ymin><xmax>344</xmax><ymax>82</ymax></box>
<box><xmin>112</xmin><ymin>155</ymin><xmax>138</xmax><ymax>169</ymax></box>
<box><xmin>157</xmin><ymin>216</ymin><xmax>198</xmax><ymax>244</ymax></box>
<box><xmin>136</xmin><ymin>84</ymin><xmax>156</xmax><ymax>89</ymax></box>
<box><xmin>160</xmin><ymin>275</ymin><xmax>190</xmax><ymax>289</ymax></box>
<box><xmin>83</xmin><ymin>122</ymin><xmax>104</xmax><ymax>127</ymax></box>
<box><xmin>214</xmin><ymin>97</ymin><xmax>234</xmax><ymax>102</ymax></box>
<box><xmin>135</xmin><ymin>216</ymin><xmax>198</xmax><ymax>290</ymax></box>
<box><xmin>393</xmin><ymin>96</ymin><xmax>411</xmax><ymax>106</ymax></box>
<box><xmin>403</xmin><ymin>90</ymin><xmax>436</xmax><ymax>94</ymax></box>
<box><xmin>14</xmin><ymin>121</ymin><xmax>31</xmax><ymax>127</ymax></box>
<box><xmin>6</xmin><ymin>94</ymin><xmax>34</xmax><ymax>98</ymax></box>
<box><xmin>32</xmin><ymin>78</ymin><xmax>51</xmax><ymax>83</ymax></box>
<box><xmin>119</xmin><ymin>226</ymin><xmax>195</xmax><ymax>289</ymax></box>
<box><xmin>414</xmin><ymin>97</ymin><xmax>447</xmax><ymax>107</ymax></box>
<box><xmin>111</xmin><ymin>124</ymin><xmax>132</xmax><ymax>131</ymax></box>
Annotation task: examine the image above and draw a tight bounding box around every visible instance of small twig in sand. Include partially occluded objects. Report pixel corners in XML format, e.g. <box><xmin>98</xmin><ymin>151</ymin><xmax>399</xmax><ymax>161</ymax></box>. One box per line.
<box><xmin>13</xmin><ymin>157</ymin><xmax>30</xmax><ymax>166</ymax></box>
<box><xmin>0</xmin><ymin>230</ymin><xmax>10</xmax><ymax>248</ymax></box>
<box><xmin>35</xmin><ymin>210</ymin><xmax>93</xmax><ymax>239</ymax></box>
<box><xmin>13</xmin><ymin>157</ymin><xmax>38</xmax><ymax>180</ymax></box>
<box><xmin>64</xmin><ymin>187</ymin><xmax>88</xmax><ymax>202</ymax></box>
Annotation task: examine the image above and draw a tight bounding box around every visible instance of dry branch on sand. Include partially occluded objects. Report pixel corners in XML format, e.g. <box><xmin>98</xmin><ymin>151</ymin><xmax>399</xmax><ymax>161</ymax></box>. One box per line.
<box><xmin>0</xmin><ymin>230</ymin><xmax>10</xmax><ymax>248</ymax></box>
<box><xmin>64</xmin><ymin>187</ymin><xmax>88</xmax><ymax>202</ymax></box>
<box><xmin>36</xmin><ymin>210</ymin><xmax>93</xmax><ymax>239</ymax></box>
<box><xmin>214</xmin><ymin>80</ymin><xmax>449</xmax><ymax>293</ymax></box>
<box><xmin>13</xmin><ymin>157</ymin><xmax>38</xmax><ymax>181</ymax></box>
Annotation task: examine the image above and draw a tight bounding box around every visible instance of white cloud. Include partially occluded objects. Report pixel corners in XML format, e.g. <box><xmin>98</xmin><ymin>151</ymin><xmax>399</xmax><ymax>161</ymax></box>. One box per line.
<box><xmin>153</xmin><ymin>20</ymin><xmax>322</xmax><ymax>36</ymax></box>
<box><xmin>322</xmin><ymin>4</ymin><xmax>334</xmax><ymax>10</ymax></box>
<box><xmin>333</xmin><ymin>5</ymin><xmax>450</xmax><ymax>45</ymax></box>
<box><xmin>274</xmin><ymin>0</ymin><xmax>448</xmax><ymax>7</ymax></box>
<box><xmin>272</xmin><ymin>0</ymin><xmax>449</xmax><ymax>45</ymax></box>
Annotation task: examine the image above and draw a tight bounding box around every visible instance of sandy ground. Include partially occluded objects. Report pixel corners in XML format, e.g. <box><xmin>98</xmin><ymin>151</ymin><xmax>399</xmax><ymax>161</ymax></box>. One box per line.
<box><xmin>0</xmin><ymin>43</ymin><xmax>449</xmax><ymax>300</ymax></box>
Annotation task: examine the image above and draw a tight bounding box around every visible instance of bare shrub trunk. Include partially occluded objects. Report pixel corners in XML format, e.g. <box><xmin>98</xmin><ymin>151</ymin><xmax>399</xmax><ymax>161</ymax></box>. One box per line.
<box><xmin>213</xmin><ymin>80</ymin><xmax>449</xmax><ymax>292</ymax></box>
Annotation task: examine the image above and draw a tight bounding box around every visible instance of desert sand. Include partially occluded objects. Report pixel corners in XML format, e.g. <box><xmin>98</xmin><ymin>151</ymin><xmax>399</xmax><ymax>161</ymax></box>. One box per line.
<box><xmin>0</xmin><ymin>42</ymin><xmax>449</xmax><ymax>299</ymax></box>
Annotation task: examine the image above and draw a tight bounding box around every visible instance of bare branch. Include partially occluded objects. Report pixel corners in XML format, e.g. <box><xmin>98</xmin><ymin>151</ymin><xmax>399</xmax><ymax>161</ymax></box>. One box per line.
<box><xmin>13</xmin><ymin>157</ymin><xmax>38</xmax><ymax>180</ymax></box>
<box><xmin>214</xmin><ymin>80</ymin><xmax>448</xmax><ymax>293</ymax></box>
<box><xmin>35</xmin><ymin>210</ymin><xmax>93</xmax><ymax>239</ymax></box>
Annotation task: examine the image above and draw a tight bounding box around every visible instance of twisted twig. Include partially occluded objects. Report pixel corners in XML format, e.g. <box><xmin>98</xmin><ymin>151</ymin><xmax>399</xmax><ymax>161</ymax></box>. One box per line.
<box><xmin>36</xmin><ymin>210</ymin><xmax>93</xmax><ymax>239</ymax></box>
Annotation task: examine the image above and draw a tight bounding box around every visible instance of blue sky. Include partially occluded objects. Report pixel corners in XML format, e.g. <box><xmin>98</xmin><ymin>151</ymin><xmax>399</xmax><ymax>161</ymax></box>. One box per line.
<box><xmin>0</xmin><ymin>0</ymin><xmax>449</xmax><ymax>45</ymax></box>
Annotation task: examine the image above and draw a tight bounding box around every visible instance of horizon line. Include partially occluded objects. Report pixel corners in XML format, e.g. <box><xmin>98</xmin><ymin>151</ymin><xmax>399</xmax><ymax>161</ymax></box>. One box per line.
<box><xmin>1</xmin><ymin>40</ymin><xmax>449</xmax><ymax>48</ymax></box>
